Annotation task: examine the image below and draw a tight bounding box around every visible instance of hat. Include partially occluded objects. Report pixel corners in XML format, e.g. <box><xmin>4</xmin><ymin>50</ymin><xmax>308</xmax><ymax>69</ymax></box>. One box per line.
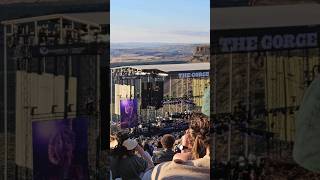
<box><xmin>122</xmin><ymin>138</ymin><xmax>138</xmax><ymax>150</ymax></box>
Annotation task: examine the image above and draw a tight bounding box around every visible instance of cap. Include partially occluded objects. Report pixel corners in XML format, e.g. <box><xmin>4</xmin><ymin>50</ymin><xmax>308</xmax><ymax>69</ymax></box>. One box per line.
<box><xmin>122</xmin><ymin>138</ymin><xmax>138</xmax><ymax>150</ymax></box>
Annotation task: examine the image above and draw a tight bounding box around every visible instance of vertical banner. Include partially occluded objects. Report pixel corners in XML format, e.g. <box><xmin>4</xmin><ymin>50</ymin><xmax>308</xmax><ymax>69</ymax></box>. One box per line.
<box><xmin>120</xmin><ymin>99</ymin><xmax>138</xmax><ymax>128</ymax></box>
<box><xmin>114</xmin><ymin>84</ymin><xmax>135</xmax><ymax>115</ymax></box>
<box><xmin>32</xmin><ymin>118</ymin><xmax>89</xmax><ymax>180</ymax></box>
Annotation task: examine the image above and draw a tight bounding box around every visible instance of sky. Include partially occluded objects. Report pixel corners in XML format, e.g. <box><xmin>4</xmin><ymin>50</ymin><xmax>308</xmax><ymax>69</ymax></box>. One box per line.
<box><xmin>111</xmin><ymin>0</ymin><xmax>210</xmax><ymax>44</ymax></box>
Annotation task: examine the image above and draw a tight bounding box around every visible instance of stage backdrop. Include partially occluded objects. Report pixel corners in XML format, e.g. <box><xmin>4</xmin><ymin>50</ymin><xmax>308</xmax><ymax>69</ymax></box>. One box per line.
<box><xmin>32</xmin><ymin>118</ymin><xmax>89</xmax><ymax>180</ymax></box>
<box><xmin>120</xmin><ymin>99</ymin><xmax>138</xmax><ymax>129</ymax></box>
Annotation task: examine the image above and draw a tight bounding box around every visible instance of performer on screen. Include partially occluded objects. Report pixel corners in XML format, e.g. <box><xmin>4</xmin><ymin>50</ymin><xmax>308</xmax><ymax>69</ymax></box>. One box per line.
<box><xmin>121</xmin><ymin>100</ymin><xmax>138</xmax><ymax>128</ymax></box>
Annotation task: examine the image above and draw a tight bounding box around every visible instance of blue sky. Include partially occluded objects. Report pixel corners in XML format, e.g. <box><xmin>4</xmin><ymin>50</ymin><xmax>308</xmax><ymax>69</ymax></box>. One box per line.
<box><xmin>111</xmin><ymin>0</ymin><xmax>210</xmax><ymax>43</ymax></box>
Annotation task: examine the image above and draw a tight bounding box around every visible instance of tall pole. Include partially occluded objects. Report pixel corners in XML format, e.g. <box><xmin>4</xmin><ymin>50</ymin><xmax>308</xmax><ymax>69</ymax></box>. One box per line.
<box><xmin>181</xmin><ymin>78</ymin><xmax>183</xmax><ymax>112</ymax></box>
<box><xmin>140</xmin><ymin>76</ymin><xmax>142</xmax><ymax>123</ymax></box>
<box><xmin>228</xmin><ymin>52</ymin><xmax>233</xmax><ymax>161</ymax></box>
<box><xmin>176</xmin><ymin>79</ymin><xmax>178</xmax><ymax>112</ymax></box>
<box><xmin>186</xmin><ymin>77</ymin><xmax>189</xmax><ymax>112</ymax></box>
<box><xmin>169</xmin><ymin>75</ymin><xmax>172</xmax><ymax>114</ymax></box>
<box><xmin>245</xmin><ymin>53</ymin><xmax>250</xmax><ymax>158</ymax></box>
<box><xmin>96</xmin><ymin>54</ymin><xmax>100</xmax><ymax>180</ymax></box>
<box><xmin>213</xmin><ymin>54</ymin><xmax>217</xmax><ymax>165</ymax></box>
<box><xmin>162</xmin><ymin>76</ymin><xmax>164</xmax><ymax>117</ymax></box>
<box><xmin>64</xmin><ymin>54</ymin><xmax>70</xmax><ymax>119</ymax></box>
<box><xmin>283</xmin><ymin>52</ymin><xmax>288</xmax><ymax>142</ymax></box>
<box><xmin>147</xmin><ymin>74</ymin><xmax>150</xmax><ymax>133</ymax></box>
<box><xmin>4</xmin><ymin>23</ymin><xmax>8</xmax><ymax>180</ymax></box>
<box><xmin>111</xmin><ymin>70</ymin><xmax>113</xmax><ymax>121</ymax></box>
<box><xmin>265</xmin><ymin>52</ymin><xmax>270</xmax><ymax>156</ymax></box>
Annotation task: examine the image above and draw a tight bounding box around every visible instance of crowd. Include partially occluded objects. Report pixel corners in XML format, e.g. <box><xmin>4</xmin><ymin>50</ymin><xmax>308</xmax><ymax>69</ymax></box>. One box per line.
<box><xmin>212</xmin><ymin>155</ymin><xmax>267</xmax><ymax>180</ymax></box>
<box><xmin>212</xmin><ymin>156</ymin><xmax>320</xmax><ymax>180</ymax></box>
<box><xmin>109</xmin><ymin>113</ymin><xmax>210</xmax><ymax>180</ymax></box>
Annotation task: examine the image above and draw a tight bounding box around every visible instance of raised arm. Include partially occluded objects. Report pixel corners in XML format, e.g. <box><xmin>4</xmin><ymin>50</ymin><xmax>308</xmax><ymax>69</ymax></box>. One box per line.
<box><xmin>135</xmin><ymin>144</ymin><xmax>154</xmax><ymax>169</ymax></box>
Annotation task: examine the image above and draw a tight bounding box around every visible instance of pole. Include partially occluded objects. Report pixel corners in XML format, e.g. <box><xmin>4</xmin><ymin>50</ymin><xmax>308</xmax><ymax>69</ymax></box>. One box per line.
<box><xmin>140</xmin><ymin>76</ymin><xmax>142</xmax><ymax>123</ymax></box>
<box><xmin>169</xmin><ymin>75</ymin><xmax>172</xmax><ymax>114</ymax></box>
<box><xmin>64</xmin><ymin>54</ymin><xmax>70</xmax><ymax>119</ymax></box>
<box><xmin>4</xmin><ymin>23</ymin><xmax>8</xmax><ymax>180</ymax></box>
<box><xmin>213</xmin><ymin>54</ymin><xmax>217</xmax><ymax>165</ymax></box>
<box><xmin>96</xmin><ymin>54</ymin><xmax>100</xmax><ymax>180</ymax></box>
<box><xmin>228</xmin><ymin>51</ymin><xmax>233</xmax><ymax>161</ymax></box>
<box><xmin>176</xmin><ymin>78</ymin><xmax>178</xmax><ymax>113</ymax></box>
<box><xmin>276</xmin><ymin>53</ymin><xmax>282</xmax><ymax>158</ymax></box>
<box><xmin>265</xmin><ymin>52</ymin><xmax>270</xmax><ymax>156</ymax></box>
<box><xmin>245</xmin><ymin>53</ymin><xmax>250</xmax><ymax>158</ymax></box>
<box><xmin>181</xmin><ymin>78</ymin><xmax>183</xmax><ymax>112</ymax></box>
<box><xmin>111</xmin><ymin>70</ymin><xmax>113</xmax><ymax>121</ymax></box>
<box><xmin>147</xmin><ymin>75</ymin><xmax>150</xmax><ymax>133</ymax></box>
<box><xmin>283</xmin><ymin>52</ymin><xmax>288</xmax><ymax>142</ymax></box>
<box><xmin>186</xmin><ymin>77</ymin><xmax>189</xmax><ymax>112</ymax></box>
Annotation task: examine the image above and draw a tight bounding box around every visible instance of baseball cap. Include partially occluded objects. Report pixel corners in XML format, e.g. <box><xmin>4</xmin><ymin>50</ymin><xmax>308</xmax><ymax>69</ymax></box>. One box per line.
<box><xmin>122</xmin><ymin>138</ymin><xmax>138</xmax><ymax>150</ymax></box>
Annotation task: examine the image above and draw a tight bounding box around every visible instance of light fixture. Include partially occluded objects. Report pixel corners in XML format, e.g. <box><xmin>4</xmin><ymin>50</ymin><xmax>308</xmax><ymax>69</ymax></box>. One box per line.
<box><xmin>135</xmin><ymin>72</ymin><xmax>147</xmax><ymax>76</ymax></box>
<box><xmin>158</xmin><ymin>73</ymin><xmax>169</xmax><ymax>77</ymax></box>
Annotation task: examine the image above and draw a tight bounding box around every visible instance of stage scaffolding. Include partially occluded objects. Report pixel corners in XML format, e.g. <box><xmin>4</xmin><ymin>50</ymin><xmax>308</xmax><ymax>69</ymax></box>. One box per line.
<box><xmin>111</xmin><ymin>63</ymin><xmax>210</xmax><ymax>125</ymax></box>
<box><xmin>1</xmin><ymin>12</ymin><xmax>109</xmax><ymax>179</ymax></box>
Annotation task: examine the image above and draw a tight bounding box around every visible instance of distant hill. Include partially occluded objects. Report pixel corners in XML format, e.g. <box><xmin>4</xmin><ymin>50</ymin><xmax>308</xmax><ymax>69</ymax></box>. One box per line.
<box><xmin>111</xmin><ymin>42</ymin><xmax>203</xmax><ymax>49</ymax></box>
<box><xmin>111</xmin><ymin>43</ymin><xmax>209</xmax><ymax>66</ymax></box>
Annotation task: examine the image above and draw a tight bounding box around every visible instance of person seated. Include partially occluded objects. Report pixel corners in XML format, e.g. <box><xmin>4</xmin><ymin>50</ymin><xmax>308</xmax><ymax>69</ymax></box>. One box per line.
<box><xmin>143</xmin><ymin>141</ymin><xmax>154</xmax><ymax>157</ymax></box>
<box><xmin>152</xmin><ymin>134</ymin><xmax>175</xmax><ymax>164</ymax></box>
<box><xmin>111</xmin><ymin>133</ymin><xmax>154</xmax><ymax>180</ymax></box>
<box><xmin>172</xmin><ymin>130</ymin><xmax>194</xmax><ymax>163</ymax></box>
<box><xmin>143</xmin><ymin>113</ymin><xmax>210</xmax><ymax>180</ymax></box>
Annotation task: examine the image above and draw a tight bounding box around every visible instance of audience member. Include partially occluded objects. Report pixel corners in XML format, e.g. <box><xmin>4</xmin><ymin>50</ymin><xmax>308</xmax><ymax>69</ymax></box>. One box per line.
<box><xmin>111</xmin><ymin>133</ymin><xmax>154</xmax><ymax>180</ymax></box>
<box><xmin>152</xmin><ymin>134</ymin><xmax>176</xmax><ymax>164</ymax></box>
<box><xmin>144</xmin><ymin>113</ymin><xmax>210</xmax><ymax>180</ymax></box>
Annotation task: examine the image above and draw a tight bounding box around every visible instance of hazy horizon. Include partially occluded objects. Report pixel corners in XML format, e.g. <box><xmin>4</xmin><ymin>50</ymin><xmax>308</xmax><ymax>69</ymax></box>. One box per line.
<box><xmin>111</xmin><ymin>39</ymin><xmax>210</xmax><ymax>44</ymax></box>
<box><xmin>110</xmin><ymin>42</ymin><xmax>209</xmax><ymax>50</ymax></box>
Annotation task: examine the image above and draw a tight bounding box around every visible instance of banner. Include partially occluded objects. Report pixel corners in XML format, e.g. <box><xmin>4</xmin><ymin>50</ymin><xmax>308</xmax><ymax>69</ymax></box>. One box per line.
<box><xmin>212</xmin><ymin>26</ymin><xmax>320</xmax><ymax>54</ymax></box>
<box><xmin>32</xmin><ymin>118</ymin><xmax>89</xmax><ymax>180</ymax></box>
<box><xmin>31</xmin><ymin>43</ymin><xmax>108</xmax><ymax>57</ymax></box>
<box><xmin>120</xmin><ymin>99</ymin><xmax>138</xmax><ymax>128</ymax></box>
<box><xmin>114</xmin><ymin>84</ymin><xmax>135</xmax><ymax>115</ymax></box>
<box><xmin>178</xmin><ymin>71</ymin><xmax>209</xmax><ymax>79</ymax></box>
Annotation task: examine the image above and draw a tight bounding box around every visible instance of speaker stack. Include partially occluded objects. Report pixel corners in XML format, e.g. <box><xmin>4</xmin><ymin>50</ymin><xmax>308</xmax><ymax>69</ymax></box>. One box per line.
<box><xmin>141</xmin><ymin>81</ymin><xmax>164</xmax><ymax>109</ymax></box>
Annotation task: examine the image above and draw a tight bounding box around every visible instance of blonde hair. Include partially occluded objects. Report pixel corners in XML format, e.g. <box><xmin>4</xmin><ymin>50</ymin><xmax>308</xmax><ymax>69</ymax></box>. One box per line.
<box><xmin>188</xmin><ymin>113</ymin><xmax>210</xmax><ymax>159</ymax></box>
